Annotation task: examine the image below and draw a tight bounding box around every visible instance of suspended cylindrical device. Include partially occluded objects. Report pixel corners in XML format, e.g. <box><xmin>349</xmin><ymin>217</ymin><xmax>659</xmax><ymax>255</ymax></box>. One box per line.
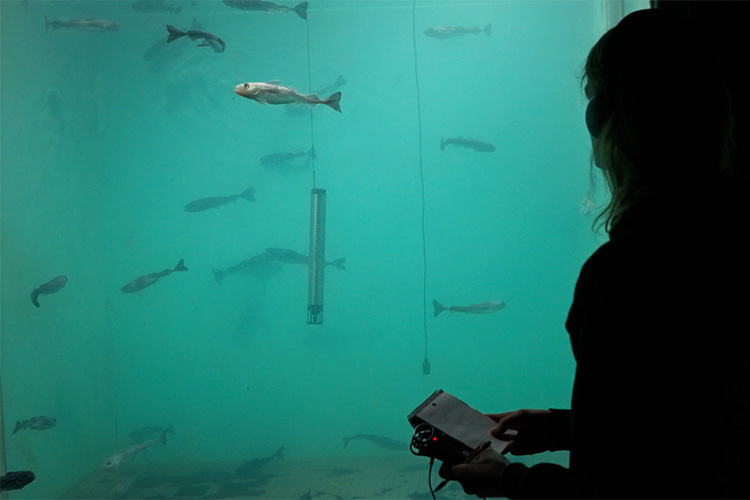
<box><xmin>307</xmin><ymin>188</ymin><xmax>326</xmax><ymax>325</ymax></box>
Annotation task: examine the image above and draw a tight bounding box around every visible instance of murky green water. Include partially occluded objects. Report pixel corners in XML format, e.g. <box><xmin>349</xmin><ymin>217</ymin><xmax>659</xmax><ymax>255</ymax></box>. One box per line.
<box><xmin>1</xmin><ymin>1</ymin><xmax>645</xmax><ymax>497</ymax></box>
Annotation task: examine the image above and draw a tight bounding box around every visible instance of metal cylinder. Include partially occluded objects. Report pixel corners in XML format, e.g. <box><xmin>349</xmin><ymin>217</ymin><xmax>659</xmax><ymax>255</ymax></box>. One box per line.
<box><xmin>307</xmin><ymin>188</ymin><xmax>326</xmax><ymax>324</ymax></box>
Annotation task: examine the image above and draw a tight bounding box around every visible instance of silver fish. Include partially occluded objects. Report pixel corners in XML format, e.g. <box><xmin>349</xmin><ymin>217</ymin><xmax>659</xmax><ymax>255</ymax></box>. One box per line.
<box><xmin>30</xmin><ymin>275</ymin><xmax>67</xmax><ymax>308</ymax></box>
<box><xmin>44</xmin><ymin>16</ymin><xmax>119</xmax><ymax>32</ymax></box>
<box><xmin>342</xmin><ymin>434</ymin><xmax>408</xmax><ymax>451</ymax></box>
<box><xmin>264</xmin><ymin>248</ymin><xmax>345</xmax><ymax>270</ymax></box>
<box><xmin>166</xmin><ymin>25</ymin><xmax>226</xmax><ymax>53</ymax></box>
<box><xmin>235</xmin><ymin>81</ymin><xmax>341</xmax><ymax>113</ymax></box>
<box><xmin>261</xmin><ymin>148</ymin><xmax>315</xmax><ymax>175</ymax></box>
<box><xmin>433</xmin><ymin>299</ymin><xmax>506</xmax><ymax>317</ymax></box>
<box><xmin>132</xmin><ymin>0</ymin><xmax>182</xmax><ymax>14</ymax></box>
<box><xmin>185</xmin><ymin>187</ymin><xmax>255</xmax><ymax>212</ymax></box>
<box><xmin>101</xmin><ymin>427</ymin><xmax>172</xmax><ymax>471</ymax></box>
<box><xmin>440</xmin><ymin>137</ymin><xmax>496</xmax><ymax>153</ymax></box>
<box><xmin>121</xmin><ymin>259</ymin><xmax>188</xmax><ymax>293</ymax></box>
<box><xmin>222</xmin><ymin>0</ymin><xmax>308</xmax><ymax>20</ymax></box>
<box><xmin>12</xmin><ymin>416</ymin><xmax>56</xmax><ymax>434</ymax></box>
<box><xmin>424</xmin><ymin>23</ymin><xmax>491</xmax><ymax>39</ymax></box>
<box><xmin>212</xmin><ymin>253</ymin><xmax>281</xmax><ymax>283</ymax></box>
<box><xmin>128</xmin><ymin>425</ymin><xmax>175</xmax><ymax>444</ymax></box>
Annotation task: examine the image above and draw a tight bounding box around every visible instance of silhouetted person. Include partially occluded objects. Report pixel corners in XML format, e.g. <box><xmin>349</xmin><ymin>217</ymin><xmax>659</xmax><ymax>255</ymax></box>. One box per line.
<box><xmin>440</xmin><ymin>8</ymin><xmax>750</xmax><ymax>498</ymax></box>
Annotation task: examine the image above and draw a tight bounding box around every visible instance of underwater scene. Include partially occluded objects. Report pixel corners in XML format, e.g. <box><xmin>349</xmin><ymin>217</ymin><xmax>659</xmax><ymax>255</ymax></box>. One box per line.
<box><xmin>1</xmin><ymin>0</ymin><xmax>646</xmax><ymax>498</ymax></box>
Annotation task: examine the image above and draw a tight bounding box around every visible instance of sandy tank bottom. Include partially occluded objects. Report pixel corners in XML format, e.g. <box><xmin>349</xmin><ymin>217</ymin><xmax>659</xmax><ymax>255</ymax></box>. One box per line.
<box><xmin>61</xmin><ymin>454</ymin><xmax>471</xmax><ymax>500</ymax></box>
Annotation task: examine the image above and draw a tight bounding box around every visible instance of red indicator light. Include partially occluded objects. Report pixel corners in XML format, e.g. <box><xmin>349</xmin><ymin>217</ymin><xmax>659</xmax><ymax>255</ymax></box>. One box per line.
<box><xmin>433</xmin><ymin>437</ymin><xmax>438</xmax><ymax>441</ymax></box>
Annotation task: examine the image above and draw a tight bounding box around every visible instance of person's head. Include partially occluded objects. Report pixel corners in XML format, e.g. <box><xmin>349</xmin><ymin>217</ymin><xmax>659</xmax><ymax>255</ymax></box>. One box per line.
<box><xmin>583</xmin><ymin>9</ymin><xmax>734</xmax><ymax>232</ymax></box>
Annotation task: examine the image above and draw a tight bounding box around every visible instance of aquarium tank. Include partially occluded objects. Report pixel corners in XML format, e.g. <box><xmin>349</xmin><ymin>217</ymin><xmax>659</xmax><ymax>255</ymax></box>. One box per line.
<box><xmin>1</xmin><ymin>0</ymin><xmax>648</xmax><ymax>498</ymax></box>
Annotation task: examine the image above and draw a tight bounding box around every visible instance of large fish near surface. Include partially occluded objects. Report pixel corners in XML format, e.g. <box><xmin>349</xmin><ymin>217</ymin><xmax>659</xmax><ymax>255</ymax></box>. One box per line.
<box><xmin>30</xmin><ymin>275</ymin><xmax>67</xmax><ymax>308</ymax></box>
<box><xmin>261</xmin><ymin>148</ymin><xmax>315</xmax><ymax>175</ymax></box>
<box><xmin>264</xmin><ymin>247</ymin><xmax>346</xmax><ymax>270</ymax></box>
<box><xmin>166</xmin><ymin>24</ymin><xmax>226</xmax><ymax>52</ymax></box>
<box><xmin>121</xmin><ymin>259</ymin><xmax>188</xmax><ymax>293</ymax></box>
<box><xmin>222</xmin><ymin>0</ymin><xmax>308</xmax><ymax>20</ymax></box>
<box><xmin>342</xmin><ymin>434</ymin><xmax>408</xmax><ymax>451</ymax></box>
<box><xmin>235</xmin><ymin>81</ymin><xmax>341</xmax><ymax>113</ymax></box>
<box><xmin>44</xmin><ymin>16</ymin><xmax>119</xmax><ymax>32</ymax></box>
<box><xmin>132</xmin><ymin>0</ymin><xmax>182</xmax><ymax>14</ymax></box>
<box><xmin>433</xmin><ymin>299</ymin><xmax>506</xmax><ymax>317</ymax></box>
<box><xmin>424</xmin><ymin>23</ymin><xmax>491</xmax><ymax>39</ymax></box>
<box><xmin>440</xmin><ymin>137</ymin><xmax>496</xmax><ymax>153</ymax></box>
<box><xmin>235</xmin><ymin>447</ymin><xmax>284</xmax><ymax>478</ymax></box>
<box><xmin>101</xmin><ymin>427</ymin><xmax>172</xmax><ymax>471</ymax></box>
<box><xmin>185</xmin><ymin>187</ymin><xmax>255</xmax><ymax>212</ymax></box>
<box><xmin>12</xmin><ymin>416</ymin><xmax>56</xmax><ymax>434</ymax></box>
<box><xmin>212</xmin><ymin>253</ymin><xmax>282</xmax><ymax>283</ymax></box>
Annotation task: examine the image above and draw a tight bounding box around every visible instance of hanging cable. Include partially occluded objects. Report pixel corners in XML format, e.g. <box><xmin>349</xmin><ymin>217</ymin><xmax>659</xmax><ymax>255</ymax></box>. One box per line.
<box><xmin>412</xmin><ymin>0</ymin><xmax>429</xmax><ymax>375</ymax></box>
<box><xmin>305</xmin><ymin>14</ymin><xmax>317</xmax><ymax>190</ymax></box>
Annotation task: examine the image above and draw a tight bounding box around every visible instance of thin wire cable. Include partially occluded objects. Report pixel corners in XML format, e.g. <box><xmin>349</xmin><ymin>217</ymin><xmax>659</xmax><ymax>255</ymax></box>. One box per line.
<box><xmin>412</xmin><ymin>0</ymin><xmax>428</xmax><ymax>368</ymax></box>
<box><xmin>305</xmin><ymin>15</ymin><xmax>317</xmax><ymax>190</ymax></box>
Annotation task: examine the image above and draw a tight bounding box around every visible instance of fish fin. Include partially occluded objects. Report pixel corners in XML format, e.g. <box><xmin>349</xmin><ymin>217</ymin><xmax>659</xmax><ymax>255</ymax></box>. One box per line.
<box><xmin>266</xmin><ymin>80</ymin><xmax>282</xmax><ymax>85</ymax></box>
<box><xmin>308</xmin><ymin>147</ymin><xmax>316</xmax><ymax>159</ymax></box>
<box><xmin>331</xmin><ymin>258</ymin><xmax>346</xmax><ymax>270</ymax></box>
<box><xmin>212</xmin><ymin>270</ymin><xmax>224</xmax><ymax>284</ymax></box>
<box><xmin>13</xmin><ymin>421</ymin><xmax>22</xmax><ymax>434</ymax></box>
<box><xmin>433</xmin><ymin>299</ymin><xmax>446</xmax><ymax>317</ymax></box>
<box><xmin>484</xmin><ymin>22</ymin><xmax>492</xmax><ymax>36</ymax></box>
<box><xmin>323</xmin><ymin>91</ymin><xmax>342</xmax><ymax>113</ymax></box>
<box><xmin>342</xmin><ymin>437</ymin><xmax>350</xmax><ymax>448</ymax></box>
<box><xmin>174</xmin><ymin>259</ymin><xmax>188</xmax><ymax>272</ymax></box>
<box><xmin>174</xmin><ymin>5</ymin><xmax>183</xmax><ymax>14</ymax></box>
<box><xmin>275</xmin><ymin>447</ymin><xmax>284</xmax><ymax>459</ymax></box>
<box><xmin>239</xmin><ymin>187</ymin><xmax>255</xmax><ymax>202</ymax></box>
<box><xmin>440</xmin><ymin>138</ymin><xmax>446</xmax><ymax>151</ymax></box>
<box><xmin>30</xmin><ymin>289</ymin><xmax>40</xmax><ymax>308</ymax></box>
<box><xmin>166</xmin><ymin>25</ymin><xmax>185</xmax><ymax>43</ymax></box>
<box><xmin>335</xmin><ymin>75</ymin><xmax>347</xmax><ymax>87</ymax></box>
<box><xmin>293</xmin><ymin>1</ymin><xmax>308</xmax><ymax>19</ymax></box>
<box><xmin>190</xmin><ymin>18</ymin><xmax>204</xmax><ymax>30</ymax></box>
<box><xmin>160</xmin><ymin>430</ymin><xmax>168</xmax><ymax>444</ymax></box>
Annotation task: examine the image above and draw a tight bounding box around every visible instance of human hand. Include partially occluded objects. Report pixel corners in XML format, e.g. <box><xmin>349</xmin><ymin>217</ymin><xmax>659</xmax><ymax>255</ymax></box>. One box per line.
<box><xmin>438</xmin><ymin>448</ymin><xmax>510</xmax><ymax>498</ymax></box>
<box><xmin>487</xmin><ymin>409</ymin><xmax>552</xmax><ymax>456</ymax></box>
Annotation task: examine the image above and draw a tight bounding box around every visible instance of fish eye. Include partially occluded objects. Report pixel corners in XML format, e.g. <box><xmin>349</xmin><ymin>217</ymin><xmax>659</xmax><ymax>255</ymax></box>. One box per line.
<box><xmin>243</xmin><ymin>83</ymin><xmax>250</xmax><ymax>89</ymax></box>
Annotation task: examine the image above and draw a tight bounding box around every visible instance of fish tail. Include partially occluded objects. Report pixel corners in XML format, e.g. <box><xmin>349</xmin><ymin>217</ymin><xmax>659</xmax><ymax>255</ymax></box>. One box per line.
<box><xmin>159</xmin><ymin>429</ymin><xmax>168</xmax><ymax>445</ymax></box>
<box><xmin>440</xmin><ymin>138</ymin><xmax>447</xmax><ymax>151</ymax></box>
<box><xmin>433</xmin><ymin>299</ymin><xmax>447</xmax><ymax>317</ymax></box>
<box><xmin>212</xmin><ymin>269</ymin><xmax>224</xmax><ymax>284</ymax></box>
<box><xmin>307</xmin><ymin>147</ymin><xmax>316</xmax><ymax>160</ymax></box>
<box><xmin>239</xmin><ymin>187</ymin><xmax>255</xmax><ymax>202</ymax></box>
<box><xmin>30</xmin><ymin>289</ymin><xmax>40</xmax><ymax>308</ymax></box>
<box><xmin>484</xmin><ymin>22</ymin><xmax>492</xmax><ymax>37</ymax></box>
<box><xmin>174</xmin><ymin>259</ymin><xmax>188</xmax><ymax>272</ymax></box>
<box><xmin>323</xmin><ymin>91</ymin><xmax>342</xmax><ymax>113</ymax></box>
<box><xmin>12</xmin><ymin>421</ymin><xmax>22</xmax><ymax>434</ymax></box>
<box><xmin>293</xmin><ymin>1</ymin><xmax>308</xmax><ymax>19</ymax></box>
<box><xmin>342</xmin><ymin>437</ymin><xmax>351</xmax><ymax>448</ymax></box>
<box><xmin>166</xmin><ymin>25</ymin><xmax>186</xmax><ymax>43</ymax></box>
<box><xmin>331</xmin><ymin>258</ymin><xmax>346</xmax><ymax>270</ymax></box>
<box><xmin>274</xmin><ymin>447</ymin><xmax>285</xmax><ymax>459</ymax></box>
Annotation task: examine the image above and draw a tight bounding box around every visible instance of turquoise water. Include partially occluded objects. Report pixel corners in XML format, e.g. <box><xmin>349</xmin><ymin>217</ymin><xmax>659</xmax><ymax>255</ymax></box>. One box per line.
<box><xmin>1</xmin><ymin>1</ymin><xmax>638</xmax><ymax>497</ymax></box>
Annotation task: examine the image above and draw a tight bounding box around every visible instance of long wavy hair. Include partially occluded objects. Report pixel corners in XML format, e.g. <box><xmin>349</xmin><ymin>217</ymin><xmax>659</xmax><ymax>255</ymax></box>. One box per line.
<box><xmin>583</xmin><ymin>10</ymin><xmax>734</xmax><ymax>232</ymax></box>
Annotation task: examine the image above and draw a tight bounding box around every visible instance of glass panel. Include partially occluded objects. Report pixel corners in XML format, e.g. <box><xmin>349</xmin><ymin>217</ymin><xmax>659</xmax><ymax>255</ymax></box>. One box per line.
<box><xmin>0</xmin><ymin>1</ymin><xmax>646</xmax><ymax>498</ymax></box>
